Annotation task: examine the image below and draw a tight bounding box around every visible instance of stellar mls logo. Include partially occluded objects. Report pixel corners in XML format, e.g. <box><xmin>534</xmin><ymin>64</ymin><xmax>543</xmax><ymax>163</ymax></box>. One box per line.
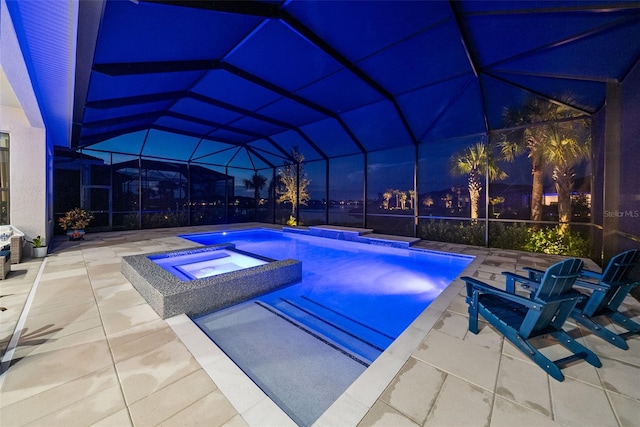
<box><xmin>604</xmin><ymin>210</ymin><xmax>640</xmax><ymax>218</ymax></box>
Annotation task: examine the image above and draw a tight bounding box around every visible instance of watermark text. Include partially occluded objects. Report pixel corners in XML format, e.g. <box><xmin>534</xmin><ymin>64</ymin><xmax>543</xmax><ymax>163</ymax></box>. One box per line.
<box><xmin>604</xmin><ymin>210</ymin><xmax>640</xmax><ymax>218</ymax></box>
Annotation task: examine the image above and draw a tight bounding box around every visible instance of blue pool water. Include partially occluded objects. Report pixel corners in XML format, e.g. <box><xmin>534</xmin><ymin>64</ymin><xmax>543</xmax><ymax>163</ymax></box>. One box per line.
<box><xmin>184</xmin><ymin>229</ymin><xmax>471</xmax><ymax>354</ymax></box>
<box><xmin>183</xmin><ymin>228</ymin><xmax>473</xmax><ymax>425</ymax></box>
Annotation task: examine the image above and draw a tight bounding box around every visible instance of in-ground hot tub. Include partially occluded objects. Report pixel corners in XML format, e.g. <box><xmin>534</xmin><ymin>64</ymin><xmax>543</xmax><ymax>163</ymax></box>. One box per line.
<box><xmin>150</xmin><ymin>248</ymin><xmax>270</xmax><ymax>280</ymax></box>
<box><xmin>121</xmin><ymin>244</ymin><xmax>302</xmax><ymax>319</ymax></box>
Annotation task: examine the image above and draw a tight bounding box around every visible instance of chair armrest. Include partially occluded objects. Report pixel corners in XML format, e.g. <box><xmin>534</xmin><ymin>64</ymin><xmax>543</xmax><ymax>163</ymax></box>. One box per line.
<box><xmin>523</xmin><ymin>266</ymin><xmax>544</xmax><ymax>275</ymax></box>
<box><xmin>522</xmin><ymin>267</ymin><xmax>545</xmax><ymax>283</ymax></box>
<box><xmin>522</xmin><ymin>267</ymin><xmax>545</xmax><ymax>280</ymax></box>
<box><xmin>10</xmin><ymin>234</ymin><xmax>23</xmax><ymax>264</ymax></box>
<box><xmin>580</xmin><ymin>269</ymin><xmax>602</xmax><ymax>280</ymax></box>
<box><xmin>573</xmin><ymin>278</ymin><xmax>610</xmax><ymax>293</ymax></box>
<box><xmin>535</xmin><ymin>292</ymin><xmax>585</xmax><ymax>305</ymax></box>
<box><xmin>502</xmin><ymin>271</ymin><xmax>539</xmax><ymax>286</ymax></box>
<box><xmin>502</xmin><ymin>271</ymin><xmax>540</xmax><ymax>293</ymax></box>
<box><xmin>462</xmin><ymin>276</ymin><xmax>539</xmax><ymax>309</ymax></box>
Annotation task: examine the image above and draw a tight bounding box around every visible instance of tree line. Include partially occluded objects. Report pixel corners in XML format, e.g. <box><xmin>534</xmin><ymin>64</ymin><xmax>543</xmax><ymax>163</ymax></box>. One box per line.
<box><xmin>450</xmin><ymin>95</ymin><xmax>590</xmax><ymax>232</ymax></box>
<box><xmin>244</xmin><ymin>95</ymin><xmax>590</xmax><ymax>232</ymax></box>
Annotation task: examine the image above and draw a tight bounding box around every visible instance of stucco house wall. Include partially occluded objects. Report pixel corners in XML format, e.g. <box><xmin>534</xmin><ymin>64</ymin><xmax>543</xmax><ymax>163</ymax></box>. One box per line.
<box><xmin>0</xmin><ymin>105</ymin><xmax>47</xmax><ymax>247</ymax></box>
<box><xmin>1</xmin><ymin>0</ymin><xmax>49</xmax><ymax>254</ymax></box>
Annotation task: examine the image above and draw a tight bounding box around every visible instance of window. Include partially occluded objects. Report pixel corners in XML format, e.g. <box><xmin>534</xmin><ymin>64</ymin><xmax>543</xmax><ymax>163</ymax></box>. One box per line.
<box><xmin>0</xmin><ymin>133</ymin><xmax>9</xmax><ymax>224</ymax></box>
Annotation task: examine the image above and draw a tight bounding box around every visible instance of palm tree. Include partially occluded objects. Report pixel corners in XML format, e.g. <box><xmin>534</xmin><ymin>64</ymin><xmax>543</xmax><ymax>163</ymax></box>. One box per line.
<box><xmin>244</xmin><ymin>173</ymin><xmax>268</xmax><ymax>206</ymax></box>
<box><xmin>500</xmin><ymin>95</ymin><xmax>589</xmax><ymax>230</ymax></box>
<box><xmin>489</xmin><ymin>196</ymin><xmax>505</xmax><ymax>218</ymax></box>
<box><xmin>450</xmin><ymin>142</ymin><xmax>507</xmax><ymax>220</ymax></box>
<box><xmin>543</xmin><ymin>126</ymin><xmax>590</xmax><ymax>232</ymax></box>
<box><xmin>399</xmin><ymin>191</ymin><xmax>408</xmax><ymax>210</ymax></box>
<box><xmin>408</xmin><ymin>190</ymin><xmax>415</xmax><ymax>210</ymax></box>
<box><xmin>382</xmin><ymin>190</ymin><xmax>392</xmax><ymax>209</ymax></box>
<box><xmin>393</xmin><ymin>189</ymin><xmax>401</xmax><ymax>208</ymax></box>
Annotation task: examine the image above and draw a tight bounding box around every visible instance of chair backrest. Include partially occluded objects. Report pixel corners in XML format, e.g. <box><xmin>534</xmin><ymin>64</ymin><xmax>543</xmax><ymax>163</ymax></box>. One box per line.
<box><xmin>521</xmin><ymin>258</ymin><xmax>583</xmax><ymax>337</ymax></box>
<box><xmin>601</xmin><ymin>249</ymin><xmax>640</xmax><ymax>286</ymax></box>
<box><xmin>589</xmin><ymin>249</ymin><xmax>640</xmax><ymax>314</ymax></box>
<box><xmin>534</xmin><ymin>258</ymin><xmax>584</xmax><ymax>301</ymax></box>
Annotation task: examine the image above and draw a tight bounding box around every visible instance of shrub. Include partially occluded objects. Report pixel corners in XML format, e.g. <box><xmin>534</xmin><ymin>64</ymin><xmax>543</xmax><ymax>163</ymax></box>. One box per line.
<box><xmin>418</xmin><ymin>220</ymin><xmax>485</xmax><ymax>246</ymax></box>
<box><xmin>419</xmin><ymin>220</ymin><xmax>590</xmax><ymax>257</ymax></box>
<box><xmin>488</xmin><ymin>222</ymin><xmax>529</xmax><ymax>250</ymax></box>
<box><xmin>524</xmin><ymin>226</ymin><xmax>590</xmax><ymax>257</ymax></box>
<box><xmin>59</xmin><ymin>208</ymin><xmax>94</xmax><ymax>231</ymax></box>
<box><xmin>142</xmin><ymin>212</ymin><xmax>187</xmax><ymax>228</ymax></box>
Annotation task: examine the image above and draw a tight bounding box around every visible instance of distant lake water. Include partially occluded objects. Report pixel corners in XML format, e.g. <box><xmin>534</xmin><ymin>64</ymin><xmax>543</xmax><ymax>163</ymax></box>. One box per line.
<box><xmin>300</xmin><ymin>206</ymin><xmax>362</xmax><ymax>224</ymax></box>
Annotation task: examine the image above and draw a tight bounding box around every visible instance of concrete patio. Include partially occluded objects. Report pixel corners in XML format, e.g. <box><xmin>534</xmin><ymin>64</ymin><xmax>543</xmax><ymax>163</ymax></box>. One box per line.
<box><xmin>1</xmin><ymin>224</ymin><xmax>639</xmax><ymax>426</ymax></box>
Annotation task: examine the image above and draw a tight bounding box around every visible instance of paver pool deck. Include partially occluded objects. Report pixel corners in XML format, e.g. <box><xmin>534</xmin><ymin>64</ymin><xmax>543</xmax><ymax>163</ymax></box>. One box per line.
<box><xmin>1</xmin><ymin>223</ymin><xmax>639</xmax><ymax>426</ymax></box>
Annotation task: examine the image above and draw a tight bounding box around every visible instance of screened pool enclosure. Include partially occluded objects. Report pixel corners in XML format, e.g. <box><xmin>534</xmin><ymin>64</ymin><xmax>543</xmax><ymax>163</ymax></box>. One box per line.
<box><xmin>42</xmin><ymin>0</ymin><xmax>640</xmax><ymax>262</ymax></box>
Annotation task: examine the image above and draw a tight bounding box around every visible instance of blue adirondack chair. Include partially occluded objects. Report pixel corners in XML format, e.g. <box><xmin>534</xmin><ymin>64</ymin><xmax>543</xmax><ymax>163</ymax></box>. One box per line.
<box><xmin>464</xmin><ymin>258</ymin><xmax>601</xmax><ymax>382</ymax></box>
<box><xmin>518</xmin><ymin>249</ymin><xmax>640</xmax><ymax>350</ymax></box>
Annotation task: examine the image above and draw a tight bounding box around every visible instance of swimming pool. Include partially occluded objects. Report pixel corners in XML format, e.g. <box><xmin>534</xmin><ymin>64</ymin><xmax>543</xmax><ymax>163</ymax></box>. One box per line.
<box><xmin>185</xmin><ymin>229</ymin><xmax>472</xmax><ymax>343</ymax></box>
<box><xmin>182</xmin><ymin>228</ymin><xmax>473</xmax><ymax>426</ymax></box>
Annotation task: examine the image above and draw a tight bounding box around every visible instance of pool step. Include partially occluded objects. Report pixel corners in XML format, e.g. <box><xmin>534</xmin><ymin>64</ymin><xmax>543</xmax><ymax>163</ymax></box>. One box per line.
<box><xmin>257</xmin><ymin>296</ymin><xmax>393</xmax><ymax>364</ymax></box>
<box><xmin>284</xmin><ymin>296</ymin><xmax>395</xmax><ymax>350</ymax></box>
<box><xmin>196</xmin><ymin>301</ymin><xmax>367</xmax><ymax>426</ymax></box>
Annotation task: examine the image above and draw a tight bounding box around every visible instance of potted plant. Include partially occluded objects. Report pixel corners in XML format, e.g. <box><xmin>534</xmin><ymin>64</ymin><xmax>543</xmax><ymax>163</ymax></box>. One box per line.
<box><xmin>59</xmin><ymin>207</ymin><xmax>94</xmax><ymax>240</ymax></box>
<box><xmin>30</xmin><ymin>235</ymin><xmax>47</xmax><ymax>258</ymax></box>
